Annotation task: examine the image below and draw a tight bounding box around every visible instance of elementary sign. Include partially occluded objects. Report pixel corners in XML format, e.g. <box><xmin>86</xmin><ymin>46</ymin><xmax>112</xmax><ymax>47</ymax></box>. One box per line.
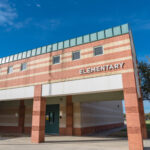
<box><xmin>79</xmin><ymin>62</ymin><xmax>125</xmax><ymax>75</ymax></box>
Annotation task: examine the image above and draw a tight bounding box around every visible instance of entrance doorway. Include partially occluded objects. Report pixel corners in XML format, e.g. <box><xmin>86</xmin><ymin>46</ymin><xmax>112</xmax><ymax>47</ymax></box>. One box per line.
<box><xmin>45</xmin><ymin>104</ymin><xmax>59</xmax><ymax>134</ymax></box>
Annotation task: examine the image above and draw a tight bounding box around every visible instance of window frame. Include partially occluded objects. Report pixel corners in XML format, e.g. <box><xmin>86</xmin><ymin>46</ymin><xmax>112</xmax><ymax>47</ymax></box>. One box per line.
<box><xmin>21</xmin><ymin>62</ymin><xmax>27</xmax><ymax>71</ymax></box>
<box><xmin>53</xmin><ymin>55</ymin><xmax>60</xmax><ymax>64</ymax></box>
<box><xmin>93</xmin><ymin>46</ymin><xmax>104</xmax><ymax>56</ymax></box>
<box><xmin>7</xmin><ymin>66</ymin><xmax>13</xmax><ymax>74</ymax></box>
<box><xmin>72</xmin><ymin>50</ymin><xmax>80</xmax><ymax>61</ymax></box>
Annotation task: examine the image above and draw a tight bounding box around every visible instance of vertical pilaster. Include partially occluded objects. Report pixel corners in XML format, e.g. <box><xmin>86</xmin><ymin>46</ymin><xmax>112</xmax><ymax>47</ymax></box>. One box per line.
<box><xmin>18</xmin><ymin>100</ymin><xmax>25</xmax><ymax>133</ymax></box>
<box><xmin>66</xmin><ymin>95</ymin><xmax>73</xmax><ymax>135</ymax></box>
<box><xmin>31</xmin><ymin>85</ymin><xmax>46</xmax><ymax>143</ymax></box>
<box><xmin>139</xmin><ymin>97</ymin><xmax>148</xmax><ymax>139</ymax></box>
<box><xmin>123</xmin><ymin>72</ymin><xmax>143</xmax><ymax>150</ymax></box>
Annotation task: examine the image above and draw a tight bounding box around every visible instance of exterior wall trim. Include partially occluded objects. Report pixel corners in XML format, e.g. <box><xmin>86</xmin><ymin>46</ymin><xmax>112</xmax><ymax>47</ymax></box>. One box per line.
<box><xmin>42</xmin><ymin>74</ymin><xmax>123</xmax><ymax>97</ymax></box>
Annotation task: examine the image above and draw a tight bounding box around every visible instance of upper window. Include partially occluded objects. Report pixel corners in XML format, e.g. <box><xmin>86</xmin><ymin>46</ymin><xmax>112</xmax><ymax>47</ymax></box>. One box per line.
<box><xmin>8</xmin><ymin>66</ymin><xmax>13</xmax><ymax>74</ymax></box>
<box><xmin>21</xmin><ymin>63</ymin><xmax>27</xmax><ymax>71</ymax></box>
<box><xmin>94</xmin><ymin>46</ymin><xmax>103</xmax><ymax>56</ymax></box>
<box><xmin>53</xmin><ymin>55</ymin><xmax>60</xmax><ymax>64</ymax></box>
<box><xmin>72</xmin><ymin>51</ymin><xmax>80</xmax><ymax>60</ymax></box>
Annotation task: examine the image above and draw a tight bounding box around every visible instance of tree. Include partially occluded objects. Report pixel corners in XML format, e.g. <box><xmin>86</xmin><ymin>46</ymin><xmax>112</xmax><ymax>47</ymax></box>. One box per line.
<box><xmin>138</xmin><ymin>60</ymin><xmax>150</xmax><ymax>101</ymax></box>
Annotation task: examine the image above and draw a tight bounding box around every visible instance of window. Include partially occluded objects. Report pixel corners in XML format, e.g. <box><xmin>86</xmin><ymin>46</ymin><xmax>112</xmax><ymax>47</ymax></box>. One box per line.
<box><xmin>9</xmin><ymin>55</ymin><xmax>14</xmax><ymax>62</ymax></box>
<box><xmin>18</xmin><ymin>53</ymin><xmax>23</xmax><ymax>60</ymax></box>
<box><xmin>94</xmin><ymin>46</ymin><xmax>103</xmax><ymax>56</ymax></box>
<box><xmin>53</xmin><ymin>55</ymin><xmax>60</xmax><ymax>64</ymax></box>
<box><xmin>8</xmin><ymin>66</ymin><xmax>13</xmax><ymax>74</ymax></box>
<box><xmin>27</xmin><ymin>50</ymin><xmax>31</xmax><ymax>58</ymax></box>
<box><xmin>21</xmin><ymin>63</ymin><xmax>27</xmax><ymax>71</ymax></box>
<box><xmin>31</xmin><ymin>49</ymin><xmax>36</xmax><ymax>56</ymax></box>
<box><xmin>13</xmin><ymin>54</ymin><xmax>18</xmax><ymax>61</ymax></box>
<box><xmin>72</xmin><ymin>51</ymin><xmax>80</xmax><ymax>60</ymax></box>
<box><xmin>22</xmin><ymin>52</ymin><xmax>27</xmax><ymax>59</ymax></box>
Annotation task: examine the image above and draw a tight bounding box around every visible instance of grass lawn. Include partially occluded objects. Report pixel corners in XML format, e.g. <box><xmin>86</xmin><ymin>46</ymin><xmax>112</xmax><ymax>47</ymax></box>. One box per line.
<box><xmin>146</xmin><ymin>120</ymin><xmax>150</xmax><ymax>137</ymax></box>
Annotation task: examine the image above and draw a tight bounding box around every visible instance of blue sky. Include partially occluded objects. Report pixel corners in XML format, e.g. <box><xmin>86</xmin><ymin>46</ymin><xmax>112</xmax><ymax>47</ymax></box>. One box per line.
<box><xmin>0</xmin><ymin>0</ymin><xmax>149</xmax><ymax>112</ymax></box>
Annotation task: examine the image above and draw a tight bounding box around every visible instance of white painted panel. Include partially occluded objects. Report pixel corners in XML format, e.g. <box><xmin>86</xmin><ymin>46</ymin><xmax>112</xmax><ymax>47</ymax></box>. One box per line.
<box><xmin>0</xmin><ymin>86</ymin><xmax>34</xmax><ymax>101</ymax></box>
<box><xmin>42</xmin><ymin>74</ymin><xmax>123</xmax><ymax>97</ymax></box>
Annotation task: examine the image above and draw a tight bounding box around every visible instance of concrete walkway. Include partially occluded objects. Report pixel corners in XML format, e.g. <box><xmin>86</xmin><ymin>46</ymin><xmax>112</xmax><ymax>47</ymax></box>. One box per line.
<box><xmin>0</xmin><ymin>135</ymin><xmax>150</xmax><ymax>150</ymax></box>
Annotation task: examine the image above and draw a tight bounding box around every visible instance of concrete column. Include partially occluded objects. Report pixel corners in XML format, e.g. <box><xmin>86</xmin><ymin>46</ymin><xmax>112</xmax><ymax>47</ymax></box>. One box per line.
<box><xmin>31</xmin><ymin>85</ymin><xmax>46</xmax><ymax>143</ymax></box>
<box><xmin>123</xmin><ymin>72</ymin><xmax>143</xmax><ymax>150</ymax></box>
<box><xmin>18</xmin><ymin>100</ymin><xmax>25</xmax><ymax>133</ymax></box>
<box><xmin>66</xmin><ymin>95</ymin><xmax>73</xmax><ymax>135</ymax></box>
<box><xmin>139</xmin><ymin>98</ymin><xmax>148</xmax><ymax>139</ymax></box>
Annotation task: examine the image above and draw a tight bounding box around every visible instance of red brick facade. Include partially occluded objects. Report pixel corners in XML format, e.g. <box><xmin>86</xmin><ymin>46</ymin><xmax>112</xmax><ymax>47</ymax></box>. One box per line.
<box><xmin>31</xmin><ymin>85</ymin><xmax>46</xmax><ymax>143</ymax></box>
<box><xmin>66</xmin><ymin>96</ymin><xmax>73</xmax><ymax>135</ymax></box>
<box><xmin>123</xmin><ymin>72</ymin><xmax>143</xmax><ymax>150</ymax></box>
<box><xmin>0</xmin><ymin>29</ymin><xmax>148</xmax><ymax>150</ymax></box>
<box><xmin>18</xmin><ymin>100</ymin><xmax>25</xmax><ymax>133</ymax></box>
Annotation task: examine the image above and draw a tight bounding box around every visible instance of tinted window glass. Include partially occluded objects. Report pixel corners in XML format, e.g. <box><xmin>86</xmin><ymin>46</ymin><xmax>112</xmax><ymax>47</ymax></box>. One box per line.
<box><xmin>21</xmin><ymin>63</ymin><xmax>27</xmax><ymax>71</ymax></box>
<box><xmin>94</xmin><ymin>46</ymin><xmax>103</xmax><ymax>56</ymax></box>
<box><xmin>8</xmin><ymin>66</ymin><xmax>13</xmax><ymax>74</ymax></box>
<box><xmin>72</xmin><ymin>51</ymin><xmax>80</xmax><ymax>60</ymax></box>
<box><xmin>53</xmin><ymin>55</ymin><xmax>60</xmax><ymax>64</ymax></box>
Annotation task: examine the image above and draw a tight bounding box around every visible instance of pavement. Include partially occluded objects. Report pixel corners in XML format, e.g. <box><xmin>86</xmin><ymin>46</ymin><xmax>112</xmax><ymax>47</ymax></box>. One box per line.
<box><xmin>0</xmin><ymin>127</ymin><xmax>150</xmax><ymax>150</ymax></box>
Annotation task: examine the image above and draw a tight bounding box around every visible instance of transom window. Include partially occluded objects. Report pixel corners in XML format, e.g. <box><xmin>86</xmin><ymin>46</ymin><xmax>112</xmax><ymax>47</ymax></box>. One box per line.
<box><xmin>53</xmin><ymin>55</ymin><xmax>60</xmax><ymax>64</ymax></box>
<box><xmin>21</xmin><ymin>63</ymin><xmax>27</xmax><ymax>71</ymax></box>
<box><xmin>72</xmin><ymin>51</ymin><xmax>80</xmax><ymax>60</ymax></box>
<box><xmin>94</xmin><ymin>46</ymin><xmax>103</xmax><ymax>56</ymax></box>
<box><xmin>7</xmin><ymin>66</ymin><xmax>13</xmax><ymax>74</ymax></box>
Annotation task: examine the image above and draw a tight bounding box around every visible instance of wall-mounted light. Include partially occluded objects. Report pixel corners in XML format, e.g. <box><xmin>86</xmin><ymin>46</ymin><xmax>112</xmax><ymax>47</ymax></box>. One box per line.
<box><xmin>15</xmin><ymin>113</ymin><xmax>18</xmax><ymax>117</ymax></box>
<box><xmin>59</xmin><ymin>111</ymin><xmax>63</xmax><ymax>119</ymax></box>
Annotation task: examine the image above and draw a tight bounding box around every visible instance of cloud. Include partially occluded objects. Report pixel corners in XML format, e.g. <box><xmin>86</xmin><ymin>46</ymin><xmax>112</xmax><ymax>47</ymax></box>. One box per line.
<box><xmin>34</xmin><ymin>19</ymin><xmax>61</xmax><ymax>31</ymax></box>
<box><xmin>0</xmin><ymin>0</ymin><xmax>17</xmax><ymax>27</ymax></box>
<box><xmin>36</xmin><ymin>4</ymin><xmax>41</xmax><ymax>8</ymax></box>
<box><xmin>0</xmin><ymin>1</ymin><xmax>60</xmax><ymax>31</ymax></box>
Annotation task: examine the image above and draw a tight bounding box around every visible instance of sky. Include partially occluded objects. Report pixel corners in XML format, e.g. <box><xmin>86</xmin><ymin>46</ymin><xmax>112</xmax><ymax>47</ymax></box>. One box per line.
<box><xmin>0</xmin><ymin>0</ymin><xmax>149</xmax><ymax>112</ymax></box>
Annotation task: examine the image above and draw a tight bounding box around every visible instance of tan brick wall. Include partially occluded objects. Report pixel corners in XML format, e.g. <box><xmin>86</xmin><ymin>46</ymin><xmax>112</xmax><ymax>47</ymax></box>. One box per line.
<box><xmin>0</xmin><ymin>101</ymin><xmax>19</xmax><ymax>126</ymax></box>
<box><xmin>80</xmin><ymin>100</ymin><xmax>124</xmax><ymax>128</ymax></box>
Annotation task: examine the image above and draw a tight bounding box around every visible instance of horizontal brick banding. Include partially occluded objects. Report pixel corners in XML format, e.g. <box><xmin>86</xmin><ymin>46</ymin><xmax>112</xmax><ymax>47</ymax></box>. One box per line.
<box><xmin>124</xmin><ymin>87</ymin><xmax>137</xmax><ymax>94</ymax></box>
<box><xmin>127</xmin><ymin>127</ymin><xmax>141</xmax><ymax>134</ymax></box>
<box><xmin>0</xmin><ymin>126</ymin><xmax>22</xmax><ymax>133</ymax></box>
<box><xmin>0</xmin><ymin>34</ymin><xmax>130</xmax><ymax>68</ymax></box>
<box><xmin>125</xmin><ymin>106</ymin><xmax>139</xmax><ymax>113</ymax></box>
<box><xmin>34</xmin><ymin>97</ymin><xmax>45</xmax><ymax>101</ymax></box>
<box><xmin>104</xmin><ymin>42</ymin><xmax>130</xmax><ymax>50</ymax></box>
<box><xmin>32</xmin><ymin>111</ymin><xmax>45</xmax><ymax>116</ymax></box>
<box><xmin>60</xmin><ymin>123</ymin><xmax>124</xmax><ymax>136</ymax></box>
<box><xmin>122</xmin><ymin>70</ymin><xmax>144</xmax><ymax>149</ymax></box>
<box><xmin>80</xmin><ymin>123</ymin><xmax>124</xmax><ymax>135</ymax></box>
<box><xmin>0</xmin><ymin>49</ymin><xmax>132</xmax><ymax>79</ymax></box>
<box><xmin>0</xmin><ymin>58</ymin><xmax>133</xmax><ymax>89</ymax></box>
<box><xmin>32</xmin><ymin>126</ymin><xmax>45</xmax><ymax>131</ymax></box>
<box><xmin>0</xmin><ymin>34</ymin><xmax>132</xmax><ymax>90</ymax></box>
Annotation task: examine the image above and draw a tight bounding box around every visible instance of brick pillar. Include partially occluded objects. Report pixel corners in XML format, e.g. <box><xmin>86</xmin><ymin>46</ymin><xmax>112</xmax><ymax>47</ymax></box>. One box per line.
<box><xmin>66</xmin><ymin>95</ymin><xmax>73</xmax><ymax>135</ymax></box>
<box><xmin>139</xmin><ymin>98</ymin><xmax>147</xmax><ymax>139</ymax></box>
<box><xmin>31</xmin><ymin>85</ymin><xmax>46</xmax><ymax>143</ymax></box>
<box><xmin>18</xmin><ymin>100</ymin><xmax>25</xmax><ymax>133</ymax></box>
<box><xmin>123</xmin><ymin>72</ymin><xmax>143</xmax><ymax>150</ymax></box>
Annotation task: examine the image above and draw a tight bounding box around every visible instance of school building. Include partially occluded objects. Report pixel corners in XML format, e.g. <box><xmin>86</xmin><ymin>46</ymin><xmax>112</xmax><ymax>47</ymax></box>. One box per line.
<box><xmin>0</xmin><ymin>24</ymin><xmax>147</xmax><ymax>150</ymax></box>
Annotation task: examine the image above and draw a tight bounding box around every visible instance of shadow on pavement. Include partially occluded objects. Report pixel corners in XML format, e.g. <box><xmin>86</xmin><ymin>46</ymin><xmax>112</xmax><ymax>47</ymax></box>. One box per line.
<box><xmin>144</xmin><ymin>148</ymin><xmax>150</xmax><ymax>150</ymax></box>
